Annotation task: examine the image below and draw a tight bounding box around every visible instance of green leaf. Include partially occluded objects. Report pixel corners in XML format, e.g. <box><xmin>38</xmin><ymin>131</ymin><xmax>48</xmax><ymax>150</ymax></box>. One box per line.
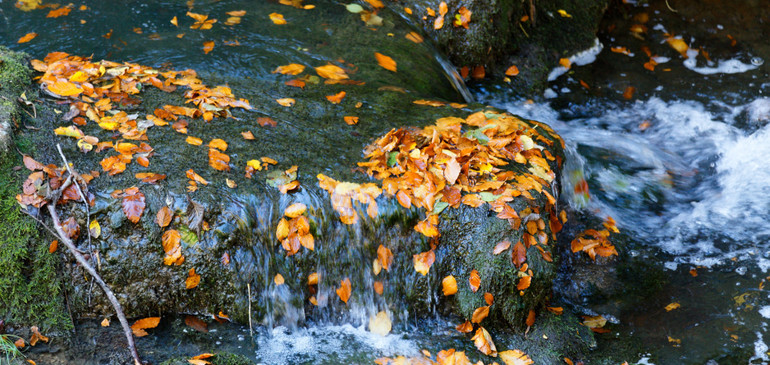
<box><xmin>178</xmin><ymin>225</ymin><xmax>198</xmax><ymax>245</ymax></box>
<box><xmin>431</xmin><ymin>201</ymin><xmax>449</xmax><ymax>215</ymax></box>
<box><xmin>479</xmin><ymin>192</ymin><xmax>501</xmax><ymax>202</ymax></box>
<box><xmin>387</xmin><ymin>152</ymin><xmax>399</xmax><ymax>167</ymax></box>
<box><xmin>345</xmin><ymin>3</ymin><xmax>364</xmax><ymax>13</ymax></box>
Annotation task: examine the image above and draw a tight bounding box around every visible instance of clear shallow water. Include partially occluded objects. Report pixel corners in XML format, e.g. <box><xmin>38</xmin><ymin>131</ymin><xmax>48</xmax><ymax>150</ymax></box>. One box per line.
<box><xmin>5</xmin><ymin>0</ymin><xmax>770</xmax><ymax>363</ymax></box>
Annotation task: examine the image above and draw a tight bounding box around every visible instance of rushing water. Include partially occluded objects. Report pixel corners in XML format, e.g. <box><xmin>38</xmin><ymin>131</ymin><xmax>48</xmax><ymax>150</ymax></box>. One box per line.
<box><xmin>3</xmin><ymin>0</ymin><xmax>770</xmax><ymax>363</ymax></box>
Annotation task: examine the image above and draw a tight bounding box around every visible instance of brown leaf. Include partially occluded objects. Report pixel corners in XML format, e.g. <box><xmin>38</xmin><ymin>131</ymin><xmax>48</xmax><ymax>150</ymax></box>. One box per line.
<box><xmin>23</xmin><ymin>155</ymin><xmax>44</xmax><ymax>170</ymax></box>
<box><xmin>512</xmin><ymin>241</ymin><xmax>527</xmax><ymax>268</ymax></box>
<box><xmin>257</xmin><ymin>117</ymin><xmax>277</xmax><ymax>127</ymax></box>
<box><xmin>517</xmin><ymin>275</ymin><xmax>531</xmax><ymax>290</ymax></box>
<box><xmin>526</xmin><ymin>309</ymin><xmax>536</xmax><ymax>327</ymax></box>
<box><xmin>456</xmin><ymin>320</ymin><xmax>473</xmax><ymax>333</ymax></box>
<box><xmin>203</xmin><ymin>41</ymin><xmax>215</xmax><ymax>54</ymax></box>
<box><xmin>156</xmin><ymin>206</ymin><xmax>173</xmax><ymax>227</ymax></box>
<box><xmin>484</xmin><ymin>292</ymin><xmax>494</xmax><ymax>305</ymax></box>
<box><xmin>122</xmin><ymin>187</ymin><xmax>145</xmax><ymax>224</ymax></box>
<box><xmin>185</xmin><ymin>315</ymin><xmax>208</xmax><ymax>333</ymax></box>
<box><xmin>444</xmin><ymin>157</ymin><xmax>460</xmax><ymax>185</ymax></box>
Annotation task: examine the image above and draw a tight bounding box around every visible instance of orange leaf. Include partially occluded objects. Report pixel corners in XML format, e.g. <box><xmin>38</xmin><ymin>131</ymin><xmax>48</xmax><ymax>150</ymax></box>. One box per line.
<box><xmin>377</xmin><ymin>244</ymin><xmax>393</xmax><ymax>271</ymax></box>
<box><xmin>241</xmin><ymin>131</ymin><xmax>255</xmax><ymax>140</ymax></box>
<box><xmin>413</xmin><ymin>250</ymin><xmax>435</xmax><ymax>276</ymax></box>
<box><xmin>48</xmin><ymin>240</ymin><xmax>58</xmax><ymax>253</ymax></box>
<box><xmin>186</xmin><ymin>268</ymin><xmax>201</xmax><ymax>289</ymax></box>
<box><xmin>284</xmin><ymin>203</ymin><xmax>307</xmax><ymax>218</ymax></box>
<box><xmin>273</xmin><ymin>63</ymin><xmax>305</xmax><ymax>75</ymax></box>
<box><xmin>48</xmin><ymin>80</ymin><xmax>83</xmax><ymax>97</ymax></box>
<box><xmin>526</xmin><ymin>309</ymin><xmax>536</xmax><ymax>327</ymax></box>
<box><xmin>185</xmin><ymin>317</ymin><xmax>209</xmax><ymax>333</ymax></box>
<box><xmin>471</xmin><ymin>306</ymin><xmax>490</xmax><ymax>323</ymax></box>
<box><xmin>442</xmin><ymin>275</ymin><xmax>457</xmax><ymax>296</ymax></box>
<box><xmin>512</xmin><ymin>241</ymin><xmax>527</xmax><ymax>268</ymax></box>
<box><xmin>336</xmin><ymin>278</ymin><xmax>352</xmax><ymax>304</ymax></box>
<box><xmin>162</xmin><ymin>229</ymin><xmax>181</xmax><ymax>253</ymax></box>
<box><xmin>493</xmin><ymin>240</ymin><xmax>511</xmax><ymax>255</ymax></box>
<box><xmin>471</xmin><ymin>327</ymin><xmax>497</xmax><ymax>356</ymax></box>
<box><xmin>374</xmin><ymin>52</ymin><xmax>397</xmax><ymax>72</ymax></box>
<box><xmin>18</xmin><ymin>32</ymin><xmax>37</xmax><ymax>43</ymax></box>
<box><xmin>505</xmin><ymin>65</ymin><xmax>519</xmax><ymax>77</ymax></box>
<box><xmin>131</xmin><ymin>317</ymin><xmax>160</xmax><ymax>337</ymax></box>
<box><xmin>274</xmin><ymin>273</ymin><xmax>285</xmax><ymax>285</ymax></box>
<box><xmin>517</xmin><ymin>275</ymin><xmax>531</xmax><ymax>290</ymax></box>
<box><xmin>373</xmin><ymin>281</ymin><xmax>384</xmax><ymax>295</ymax></box>
<box><xmin>279</xmin><ymin>180</ymin><xmax>300</xmax><ymax>194</ymax></box>
<box><xmin>405</xmin><ymin>31</ymin><xmax>423</xmax><ymax>43</ymax></box>
<box><xmin>315</xmin><ymin>64</ymin><xmax>349</xmax><ymax>80</ymax></box>
<box><xmin>469</xmin><ymin>269</ymin><xmax>480</xmax><ymax>292</ymax></box>
<box><xmin>444</xmin><ymin>157</ymin><xmax>460</xmax><ymax>185</ymax></box>
<box><xmin>208</xmin><ymin>148</ymin><xmax>230</xmax><ymax>171</ymax></box>
<box><xmin>343</xmin><ymin>116</ymin><xmax>359</xmax><ymax>125</ymax></box>
<box><xmin>456</xmin><ymin>320</ymin><xmax>473</xmax><ymax>333</ymax></box>
<box><xmin>186</xmin><ymin>136</ymin><xmax>203</xmax><ymax>146</ymax></box>
<box><xmin>484</xmin><ymin>292</ymin><xmax>494</xmax><ymax>305</ymax></box>
<box><xmin>46</xmin><ymin>7</ymin><xmax>71</xmax><ymax>18</ymax></box>
<box><xmin>499</xmin><ymin>349</ymin><xmax>534</xmax><ymax>365</ymax></box>
<box><xmin>276</xmin><ymin>98</ymin><xmax>295</xmax><ymax>107</ymax></box>
<box><xmin>269</xmin><ymin>13</ymin><xmax>287</xmax><ymax>25</ymax></box>
<box><xmin>258</xmin><ymin>117</ymin><xmax>278</xmax><ymax>127</ymax></box>
<box><xmin>326</xmin><ymin>91</ymin><xmax>346</xmax><ymax>104</ymax></box>
<box><xmin>396</xmin><ymin>190</ymin><xmax>411</xmax><ymax>208</ymax></box>
<box><xmin>156</xmin><ymin>206</ymin><xmax>173</xmax><ymax>227</ymax></box>
<box><xmin>203</xmin><ymin>41</ymin><xmax>214</xmax><ymax>54</ymax></box>
<box><xmin>471</xmin><ymin>66</ymin><xmax>485</xmax><ymax>79</ymax></box>
<box><xmin>285</xmin><ymin>79</ymin><xmax>306</xmax><ymax>88</ymax></box>
<box><xmin>186</xmin><ymin>169</ymin><xmax>208</xmax><ymax>184</ymax></box>
<box><xmin>623</xmin><ymin>86</ymin><xmax>636</xmax><ymax>100</ymax></box>
<box><xmin>208</xmin><ymin>138</ymin><xmax>228</xmax><ymax>151</ymax></box>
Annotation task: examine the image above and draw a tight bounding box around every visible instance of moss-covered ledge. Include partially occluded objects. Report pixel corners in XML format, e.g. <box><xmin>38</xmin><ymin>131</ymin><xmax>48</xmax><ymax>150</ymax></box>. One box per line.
<box><xmin>0</xmin><ymin>46</ymin><xmax>71</xmax><ymax>333</ymax></box>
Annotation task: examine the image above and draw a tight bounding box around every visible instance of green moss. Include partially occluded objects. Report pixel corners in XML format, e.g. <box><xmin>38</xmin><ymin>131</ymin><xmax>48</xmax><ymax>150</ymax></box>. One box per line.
<box><xmin>160</xmin><ymin>352</ymin><xmax>255</xmax><ymax>365</ymax></box>
<box><xmin>0</xmin><ymin>47</ymin><xmax>71</xmax><ymax>332</ymax></box>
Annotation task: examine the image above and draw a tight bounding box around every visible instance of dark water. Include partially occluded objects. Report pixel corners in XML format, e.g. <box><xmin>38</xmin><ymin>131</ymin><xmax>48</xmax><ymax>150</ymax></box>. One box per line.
<box><xmin>3</xmin><ymin>0</ymin><xmax>770</xmax><ymax>363</ymax></box>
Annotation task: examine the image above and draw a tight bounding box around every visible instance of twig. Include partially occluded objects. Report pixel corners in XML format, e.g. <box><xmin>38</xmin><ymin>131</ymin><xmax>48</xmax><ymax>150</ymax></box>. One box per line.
<box><xmin>56</xmin><ymin>144</ymin><xmax>93</xmax><ymax>259</ymax></box>
<box><xmin>247</xmin><ymin>283</ymin><xmax>253</xmax><ymax>338</ymax></box>
<box><xmin>46</xmin><ymin>204</ymin><xmax>143</xmax><ymax>365</ymax></box>
<box><xmin>665</xmin><ymin>0</ymin><xmax>678</xmax><ymax>12</ymax></box>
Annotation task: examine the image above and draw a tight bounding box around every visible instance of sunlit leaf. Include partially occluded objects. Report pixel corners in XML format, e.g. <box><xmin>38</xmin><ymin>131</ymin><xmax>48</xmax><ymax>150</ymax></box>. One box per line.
<box><xmin>269</xmin><ymin>12</ymin><xmax>287</xmax><ymax>24</ymax></box>
<box><xmin>17</xmin><ymin>32</ymin><xmax>37</xmax><ymax>43</ymax></box>
<box><xmin>276</xmin><ymin>98</ymin><xmax>295</xmax><ymax>107</ymax></box>
<box><xmin>48</xmin><ymin>80</ymin><xmax>83</xmax><ymax>97</ymax></box>
<box><xmin>499</xmin><ymin>349</ymin><xmax>534</xmax><ymax>365</ymax></box>
<box><xmin>101</xmin><ymin>318</ymin><xmax>110</xmax><ymax>327</ymax></box>
<box><xmin>442</xmin><ymin>275</ymin><xmax>457</xmax><ymax>296</ymax></box>
<box><xmin>273</xmin><ymin>63</ymin><xmax>306</xmax><ymax>75</ymax></box>
<box><xmin>131</xmin><ymin>317</ymin><xmax>160</xmax><ymax>337</ymax></box>
<box><xmin>315</xmin><ymin>64</ymin><xmax>349</xmax><ymax>80</ymax></box>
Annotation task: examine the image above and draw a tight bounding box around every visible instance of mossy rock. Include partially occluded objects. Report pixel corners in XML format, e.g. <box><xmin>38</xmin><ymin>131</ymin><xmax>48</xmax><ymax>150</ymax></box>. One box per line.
<box><xmin>160</xmin><ymin>353</ymin><xmax>255</xmax><ymax>365</ymax></box>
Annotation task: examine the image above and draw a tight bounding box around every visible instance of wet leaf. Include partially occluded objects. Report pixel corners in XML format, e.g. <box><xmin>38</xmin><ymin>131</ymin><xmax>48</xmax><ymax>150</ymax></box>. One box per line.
<box><xmin>186</xmin><ymin>268</ymin><xmax>201</xmax><ymax>289</ymax></box>
<box><xmin>326</xmin><ymin>91</ymin><xmax>346</xmax><ymax>104</ymax></box>
<box><xmin>258</xmin><ymin>117</ymin><xmax>278</xmax><ymax>127</ymax></box>
<box><xmin>512</xmin><ymin>241</ymin><xmax>527</xmax><ymax>268</ymax></box>
<box><xmin>484</xmin><ymin>292</ymin><xmax>494</xmax><ymax>305</ymax></box>
<box><xmin>46</xmin><ymin>7</ymin><xmax>71</xmax><ymax>18</ymax></box>
<box><xmin>469</xmin><ymin>270</ymin><xmax>480</xmax><ymax>292</ymax></box>
<box><xmin>315</xmin><ymin>64</ymin><xmax>349</xmax><ymax>80</ymax></box>
<box><xmin>28</xmin><ymin>326</ymin><xmax>48</xmax><ymax>346</ymax></box>
<box><xmin>186</xmin><ymin>169</ymin><xmax>209</xmax><ymax>185</ymax></box>
<box><xmin>471</xmin><ymin>306</ymin><xmax>490</xmax><ymax>323</ymax></box>
<box><xmin>346</xmin><ymin>3</ymin><xmax>364</xmax><ymax>13</ymax></box>
<box><xmin>279</xmin><ymin>180</ymin><xmax>300</xmax><ymax>194</ymax></box>
<box><xmin>373</xmin><ymin>281</ymin><xmax>384</xmax><ymax>295</ymax></box>
<box><xmin>48</xmin><ymin>80</ymin><xmax>83</xmax><ymax>97</ymax></box>
<box><xmin>18</xmin><ymin>32</ymin><xmax>37</xmax><ymax>43</ymax></box>
<box><xmin>375</xmin><ymin>52</ymin><xmax>397</xmax><ymax>72</ymax></box>
<box><xmin>344</xmin><ymin>116</ymin><xmax>359</xmax><ymax>125</ymax></box>
<box><xmin>336</xmin><ymin>278</ymin><xmax>352</xmax><ymax>304</ymax></box>
<box><xmin>493</xmin><ymin>240</ymin><xmax>511</xmax><ymax>255</ymax></box>
<box><xmin>405</xmin><ymin>31</ymin><xmax>423</xmax><ymax>43</ymax></box>
<box><xmin>273</xmin><ymin>63</ymin><xmax>306</xmax><ymax>75</ymax></box>
<box><xmin>413</xmin><ymin>250</ymin><xmax>435</xmax><ymax>276</ymax></box>
<box><xmin>274</xmin><ymin>273</ymin><xmax>285</xmax><ymax>285</ymax></box>
<box><xmin>285</xmin><ymin>79</ymin><xmax>305</xmax><ymax>88</ymax></box>
<box><xmin>526</xmin><ymin>309</ymin><xmax>536</xmax><ymax>327</ymax></box>
<box><xmin>444</xmin><ymin>157</ymin><xmax>460</xmax><ymax>185</ymax></box>
<box><xmin>557</xmin><ymin>9</ymin><xmax>572</xmax><ymax>18</ymax></box>
<box><xmin>368</xmin><ymin>311</ymin><xmax>392</xmax><ymax>336</ymax></box>
<box><xmin>121</xmin><ymin>187</ymin><xmax>145</xmax><ymax>223</ymax></box>
<box><xmin>269</xmin><ymin>13</ymin><xmax>287</xmax><ymax>24</ymax></box>
<box><xmin>546</xmin><ymin>306</ymin><xmax>564</xmax><ymax>315</ymax></box>
<box><xmin>131</xmin><ymin>317</ymin><xmax>160</xmax><ymax>337</ymax></box>
<box><xmin>156</xmin><ymin>206</ymin><xmax>173</xmax><ymax>227</ymax></box>
<box><xmin>48</xmin><ymin>240</ymin><xmax>58</xmax><ymax>253</ymax></box>
<box><xmin>499</xmin><ymin>349</ymin><xmax>534</xmax><ymax>365</ymax></box>
<box><xmin>377</xmin><ymin>244</ymin><xmax>393</xmax><ymax>271</ymax></box>
<box><xmin>186</xmin><ymin>136</ymin><xmax>203</xmax><ymax>146</ymax></box>
<box><xmin>202</xmin><ymin>41</ymin><xmax>214</xmax><ymax>54</ymax></box>
<box><xmin>456</xmin><ymin>320</ymin><xmax>473</xmax><ymax>333</ymax></box>
<box><xmin>23</xmin><ymin>155</ymin><xmax>44</xmax><ymax>171</ymax></box>
<box><xmin>170</xmin><ymin>16</ymin><xmax>178</xmax><ymax>26</ymax></box>
<box><xmin>471</xmin><ymin>327</ymin><xmax>497</xmax><ymax>356</ymax></box>
<box><xmin>517</xmin><ymin>275</ymin><xmax>531</xmax><ymax>290</ymax></box>
<box><xmin>284</xmin><ymin>203</ymin><xmax>307</xmax><ymax>218</ymax></box>
<box><xmin>89</xmin><ymin>219</ymin><xmax>101</xmax><ymax>238</ymax></box>
<box><xmin>185</xmin><ymin>316</ymin><xmax>208</xmax><ymax>333</ymax></box>
<box><xmin>442</xmin><ymin>275</ymin><xmax>457</xmax><ymax>296</ymax></box>
<box><xmin>276</xmin><ymin>98</ymin><xmax>295</xmax><ymax>107</ymax></box>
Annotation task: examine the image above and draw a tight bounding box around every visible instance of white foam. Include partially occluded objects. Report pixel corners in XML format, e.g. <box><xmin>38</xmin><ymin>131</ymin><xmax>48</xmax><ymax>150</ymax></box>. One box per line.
<box><xmin>751</xmin><ymin>332</ymin><xmax>769</xmax><ymax>362</ymax></box>
<box><xmin>684</xmin><ymin>56</ymin><xmax>759</xmax><ymax>75</ymax></box>
<box><xmin>547</xmin><ymin>39</ymin><xmax>604</xmax><ymax>81</ymax></box>
<box><xmin>759</xmin><ymin>306</ymin><xmax>770</xmax><ymax>319</ymax></box>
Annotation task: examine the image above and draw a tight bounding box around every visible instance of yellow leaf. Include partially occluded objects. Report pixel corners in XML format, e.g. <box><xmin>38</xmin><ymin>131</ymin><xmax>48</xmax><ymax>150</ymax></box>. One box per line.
<box><xmin>208</xmin><ymin>138</ymin><xmax>228</xmax><ymax>151</ymax></box>
<box><xmin>471</xmin><ymin>305</ymin><xmax>490</xmax><ymax>323</ymax></box>
<box><xmin>101</xmin><ymin>318</ymin><xmax>110</xmax><ymax>327</ymax></box>
<box><xmin>368</xmin><ymin>311</ymin><xmax>392</xmax><ymax>336</ymax></box>
<box><xmin>665</xmin><ymin>302</ymin><xmax>681</xmax><ymax>311</ymax></box>
<box><xmin>336</xmin><ymin>277</ymin><xmax>352</xmax><ymax>304</ymax></box>
<box><xmin>48</xmin><ymin>80</ymin><xmax>83</xmax><ymax>97</ymax></box>
<box><xmin>274</xmin><ymin>273</ymin><xmax>285</xmax><ymax>285</ymax></box>
<box><xmin>471</xmin><ymin>327</ymin><xmax>497</xmax><ymax>356</ymax></box>
<box><xmin>89</xmin><ymin>220</ymin><xmax>101</xmax><ymax>238</ymax></box>
<box><xmin>413</xmin><ymin>250</ymin><xmax>435</xmax><ymax>275</ymax></box>
<box><xmin>170</xmin><ymin>16</ymin><xmax>178</xmax><ymax>26</ymax></box>
<box><xmin>186</xmin><ymin>136</ymin><xmax>203</xmax><ymax>146</ymax></box>
<box><xmin>276</xmin><ymin>98</ymin><xmax>296</xmax><ymax>107</ymax></box>
<box><xmin>557</xmin><ymin>9</ymin><xmax>572</xmax><ymax>18</ymax></box>
<box><xmin>315</xmin><ymin>64</ymin><xmax>349</xmax><ymax>80</ymax></box>
<box><xmin>273</xmin><ymin>63</ymin><xmax>306</xmax><ymax>75</ymax></box>
<box><xmin>203</xmin><ymin>41</ymin><xmax>215</xmax><ymax>54</ymax></box>
<box><xmin>269</xmin><ymin>13</ymin><xmax>287</xmax><ymax>24</ymax></box>
<box><xmin>499</xmin><ymin>350</ymin><xmax>534</xmax><ymax>365</ymax></box>
<box><xmin>284</xmin><ymin>203</ymin><xmax>307</xmax><ymax>218</ymax></box>
<box><xmin>374</xmin><ymin>52</ymin><xmax>397</xmax><ymax>72</ymax></box>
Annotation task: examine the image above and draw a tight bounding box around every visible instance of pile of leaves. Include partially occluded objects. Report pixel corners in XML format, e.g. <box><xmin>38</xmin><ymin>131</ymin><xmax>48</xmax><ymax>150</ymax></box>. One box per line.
<box><xmin>570</xmin><ymin>217</ymin><xmax>620</xmax><ymax>260</ymax></box>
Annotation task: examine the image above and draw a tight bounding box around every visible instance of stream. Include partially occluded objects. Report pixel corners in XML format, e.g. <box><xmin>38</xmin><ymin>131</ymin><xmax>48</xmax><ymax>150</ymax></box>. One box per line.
<box><xmin>2</xmin><ymin>0</ymin><xmax>770</xmax><ymax>363</ymax></box>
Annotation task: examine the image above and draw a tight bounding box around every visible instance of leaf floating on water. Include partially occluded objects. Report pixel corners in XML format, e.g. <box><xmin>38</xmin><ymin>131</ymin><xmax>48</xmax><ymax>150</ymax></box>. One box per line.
<box><xmin>469</xmin><ymin>270</ymin><xmax>481</xmax><ymax>292</ymax></box>
<box><xmin>186</xmin><ymin>136</ymin><xmax>203</xmax><ymax>146</ymax></box>
<box><xmin>284</xmin><ymin>203</ymin><xmax>307</xmax><ymax>218</ymax></box>
<box><xmin>186</xmin><ymin>268</ymin><xmax>201</xmax><ymax>289</ymax></box>
<box><xmin>405</xmin><ymin>31</ymin><xmax>423</xmax><ymax>43</ymax></box>
<box><xmin>18</xmin><ymin>32</ymin><xmax>37</xmax><ymax>43</ymax></box>
<box><xmin>131</xmin><ymin>317</ymin><xmax>160</xmax><ymax>337</ymax></box>
<box><xmin>187</xmin><ymin>11</ymin><xmax>217</xmax><ymax>29</ymax></box>
<box><xmin>471</xmin><ymin>327</ymin><xmax>497</xmax><ymax>356</ymax></box>
<box><xmin>185</xmin><ymin>316</ymin><xmax>209</xmax><ymax>333</ymax></box>
<box><xmin>46</xmin><ymin>7</ymin><xmax>71</xmax><ymax>18</ymax></box>
<box><xmin>336</xmin><ymin>278</ymin><xmax>352</xmax><ymax>304</ymax></box>
<box><xmin>377</xmin><ymin>244</ymin><xmax>394</xmax><ymax>271</ymax></box>
<box><xmin>499</xmin><ymin>349</ymin><xmax>534</xmax><ymax>365</ymax></box>
<box><xmin>273</xmin><ymin>63</ymin><xmax>306</xmax><ymax>75</ymax></box>
<box><xmin>665</xmin><ymin>302</ymin><xmax>681</xmax><ymax>311</ymax></box>
<box><xmin>375</xmin><ymin>52</ymin><xmax>397</xmax><ymax>72</ymax></box>
<box><xmin>442</xmin><ymin>275</ymin><xmax>457</xmax><ymax>296</ymax></box>
<box><xmin>269</xmin><ymin>12</ymin><xmax>287</xmax><ymax>24</ymax></box>
<box><xmin>368</xmin><ymin>311</ymin><xmax>392</xmax><ymax>336</ymax></box>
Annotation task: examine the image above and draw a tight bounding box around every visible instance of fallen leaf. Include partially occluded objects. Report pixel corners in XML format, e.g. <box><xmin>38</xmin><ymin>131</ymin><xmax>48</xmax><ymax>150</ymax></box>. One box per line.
<box><xmin>375</xmin><ymin>52</ymin><xmax>397</xmax><ymax>72</ymax></box>
<box><xmin>517</xmin><ymin>275</ymin><xmax>531</xmax><ymax>290</ymax></box>
<box><xmin>202</xmin><ymin>41</ymin><xmax>215</xmax><ymax>54</ymax></box>
<box><xmin>186</xmin><ymin>268</ymin><xmax>201</xmax><ymax>289</ymax></box>
<box><xmin>344</xmin><ymin>116</ymin><xmax>359</xmax><ymax>125</ymax></box>
<box><xmin>413</xmin><ymin>250</ymin><xmax>435</xmax><ymax>276</ymax></box>
<box><xmin>442</xmin><ymin>275</ymin><xmax>457</xmax><ymax>296</ymax></box>
<box><xmin>285</xmin><ymin>203</ymin><xmax>307</xmax><ymax>218</ymax></box>
<box><xmin>315</xmin><ymin>64</ymin><xmax>349</xmax><ymax>80</ymax></box>
<box><xmin>456</xmin><ymin>320</ymin><xmax>473</xmax><ymax>333</ymax></box>
<box><xmin>131</xmin><ymin>317</ymin><xmax>160</xmax><ymax>337</ymax></box>
<box><xmin>89</xmin><ymin>219</ymin><xmax>101</xmax><ymax>238</ymax></box>
<box><xmin>665</xmin><ymin>302</ymin><xmax>681</xmax><ymax>311</ymax></box>
<box><xmin>377</xmin><ymin>244</ymin><xmax>393</xmax><ymax>271</ymax></box>
<box><xmin>122</xmin><ymin>187</ymin><xmax>145</xmax><ymax>224</ymax></box>
<box><xmin>469</xmin><ymin>270</ymin><xmax>480</xmax><ymax>292</ymax></box>
<box><xmin>526</xmin><ymin>309</ymin><xmax>536</xmax><ymax>327</ymax></box>
<box><xmin>471</xmin><ymin>327</ymin><xmax>497</xmax><ymax>356</ymax></box>
<box><xmin>18</xmin><ymin>32</ymin><xmax>37</xmax><ymax>43</ymax></box>
<box><xmin>28</xmin><ymin>326</ymin><xmax>48</xmax><ymax>346</ymax></box>
<box><xmin>185</xmin><ymin>316</ymin><xmax>208</xmax><ymax>333</ymax></box>
<box><xmin>368</xmin><ymin>311</ymin><xmax>392</xmax><ymax>336</ymax></box>
<box><xmin>471</xmin><ymin>306</ymin><xmax>490</xmax><ymax>323</ymax></box>
<box><xmin>276</xmin><ymin>98</ymin><xmax>296</xmax><ymax>107</ymax></box>
<box><xmin>405</xmin><ymin>31</ymin><xmax>423</xmax><ymax>43</ymax></box>
<box><xmin>46</xmin><ymin>7</ymin><xmax>71</xmax><ymax>18</ymax></box>
<box><xmin>499</xmin><ymin>349</ymin><xmax>534</xmax><ymax>365</ymax></box>
<box><xmin>156</xmin><ymin>206</ymin><xmax>173</xmax><ymax>227</ymax></box>
<box><xmin>336</xmin><ymin>278</ymin><xmax>352</xmax><ymax>304</ymax></box>
<box><xmin>493</xmin><ymin>240</ymin><xmax>511</xmax><ymax>255</ymax></box>
<box><xmin>326</xmin><ymin>91</ymin><xmax>346</xmax><ymax>104</ymax></box>
<box><xmin>101</xmin><ymin>318</ymin><xmax>110</xmax><ymax>327</ymax></box>
<box><xmin>505</xmin><ymin>65</ymin><xmax>519</xmax><ymax>77</ymax></box>
<box><xmin>274</xmin><ymin>273</ymin><xmax>285</xmax><ymax>285</ymax></box>
<box><xmin>273</xmin><ymin>63</ymin><xmax>306</xmax><ymax>75</ymax></box>
<box><xmin>269</xmin><ymin>13</ymin><xmax>287</xmax><ymax>24</ymax></box>
<box><xmin>512</xmin><ymin>241</ymin><xmax>527</xmax><ymax>268</ymax></box>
